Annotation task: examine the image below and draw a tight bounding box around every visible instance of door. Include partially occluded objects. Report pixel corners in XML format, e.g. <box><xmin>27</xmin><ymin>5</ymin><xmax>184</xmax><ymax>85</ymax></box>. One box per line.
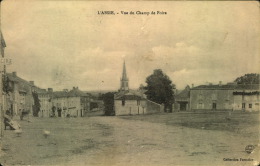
<box><xmin>180</xmin><ymin>102</ymin><xmax>187</xmax><ymax>111</ymax></box>
<box><xmin>212</xmin><ymin>103</ymin><xmax>217</xmax><ymax>110</ymax></box>
<box><xmin>57</xmin><ymin>108</ymin><xmax>62</xmax><ymax>117</ymax></box>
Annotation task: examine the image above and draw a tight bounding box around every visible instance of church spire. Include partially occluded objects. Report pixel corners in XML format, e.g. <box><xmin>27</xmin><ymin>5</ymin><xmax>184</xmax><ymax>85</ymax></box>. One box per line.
<box><xmin>120</xmin><ymin>60</ymin><xmax>129</xmax><ymax>91</ymax></box>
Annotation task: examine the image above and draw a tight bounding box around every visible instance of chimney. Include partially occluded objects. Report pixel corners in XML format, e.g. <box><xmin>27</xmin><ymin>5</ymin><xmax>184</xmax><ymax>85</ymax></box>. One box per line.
<box><xmin>192</xmin><ymin>84</ymin><xmax>194</xmax><ymax>88</ymax></box>
<box><xmin>12</xmin><ymin>72</ymin><xmax>17</xmax><ymax>77</ymax></box>
<box><xmin>48</xmin><ymin>88</ymin><xmax>53</xmax><ymax>92</ymax></box>
<box><xmin>29</xmin><ymin>81</ymin><xmax>34</xmax><ymax>85</ymax></box>
<box><xmin>219</xmin><ymin>81</ymin><xmax>222</xmax><ymax>86</ymax></box>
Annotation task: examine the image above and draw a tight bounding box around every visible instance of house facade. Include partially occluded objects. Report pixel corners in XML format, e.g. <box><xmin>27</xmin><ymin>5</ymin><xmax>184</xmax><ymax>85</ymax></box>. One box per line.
<box><xmin>37</xmin><ymin>88</ymin><xmax>52</xmax><ymax>117</ymax></box>
<box><xmin>174</xmin><ymin>85</ymin><xmax>190</xmax><ymax>111</ymax></box>
<box><xmin>51</xmin><ymin>87</ymin><xmax>91</xmax><ymax>117</ymax></box>
<box><xmin>6</xmin><ymin>72</ymin><xmax>35</xmax><ymax>116</ymax></box>
<box><xmin>233</xmin><ymin>84</ymin><xmax>259</xmax><ymax>112</ymax></box>
<box><xmin>190</xmin><ymin>82</ymin><xmax>259</xmax><ymax>111</ymax></box>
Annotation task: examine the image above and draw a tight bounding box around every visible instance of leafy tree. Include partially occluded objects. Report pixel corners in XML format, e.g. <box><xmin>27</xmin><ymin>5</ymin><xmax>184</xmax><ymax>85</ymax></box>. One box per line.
<box><xmin>32</xmin><ymin>91</ymin><xmax>41</xmax><ymax>117</ymax></box>
<box><xmin>234</xmin><ymin>73</ymin><xmax>260</xmax><ymax>84</ymax></box>
<box><xmin>144</xmin><ymin>69</ymin><xmax>175</xmax><ymax>112</ymax></box>
<box><xmin>102</xmin><ymin>92</ymin><xmax>115</xmax><ymax>116</ymax></box>
<box><xmin>3</xmin><ymin>75</ymin><xmax>12</xmax><ymax>94</ymax></box>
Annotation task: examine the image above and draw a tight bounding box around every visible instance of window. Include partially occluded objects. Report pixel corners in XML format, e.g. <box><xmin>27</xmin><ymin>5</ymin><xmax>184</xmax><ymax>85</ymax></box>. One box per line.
<box><xmin>198</xmin><ymin>103</ymin><xmax>203</xmax><ymax>109</ymax></box>
<box><xmin>122</xmin><ymin>99</ymin><xmax>125</xmax><ymax>106</ymax></box>
<box><xmin>137</xmin><ymin>100</ymin><xmax>140</xmax><ymax>105</ymax></box>
<box><xmin>249</xmin><ymin>104</ymin><xmax>252</xmax><ymax>108</ymax></box>
<box><xmin>242</xmin><ymin>103</ymin><xmax>245</xmax><ymax>109</ymax></box>
<box><xmin>212</xmin><ymin>103</ymin><xmax>217</xmax><ymax>109</ymax></box>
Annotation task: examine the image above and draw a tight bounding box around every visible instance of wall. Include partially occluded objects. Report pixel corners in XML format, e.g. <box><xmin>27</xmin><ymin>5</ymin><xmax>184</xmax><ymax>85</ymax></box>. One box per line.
<box><xmin>233</xmin><ymin>93</ymin><xmax>259</xmax><ymax>111</ymax></box>
<box><xmin>115</xmin><ymin>99</ymin><xmax>162</xmax><ymax>116</ymax></box>
<box><xmin>190</xmin><ymin>89</ymin><xmax>234</xmax><ymax>110</ymax></box>
<box><xmin>146</xmin><ymin>100</ymin><xmax>163</xmax><ymax>113</ymax></box>
<box><xmin>52</xmin><ymin>97</ymin><xmax>83</xmax><ymax>117</ymax></box>
<box><xmin>115</xmin><ymin>100</ymin><xmax>147</xmax><ymax>115</ymax></box>
<box><xmin>38</xmin><ymin>93</ymin><xmax>51</xmax><ymax>117</ymax></box>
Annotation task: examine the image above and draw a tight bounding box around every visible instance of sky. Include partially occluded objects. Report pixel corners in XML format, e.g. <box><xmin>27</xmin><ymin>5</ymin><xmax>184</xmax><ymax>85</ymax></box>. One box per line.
<box><xmin>1</xmin><ymin>1</ymin><xmax>259</xmax><ymax>91</ymax></box>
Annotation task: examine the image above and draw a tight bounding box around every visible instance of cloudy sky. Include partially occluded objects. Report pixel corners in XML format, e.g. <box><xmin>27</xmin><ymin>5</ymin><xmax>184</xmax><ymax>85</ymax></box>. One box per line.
<box><xmin>1</xmin><ymin>1</ymin><xmax>259</xmax><ymax>91</ymax></box>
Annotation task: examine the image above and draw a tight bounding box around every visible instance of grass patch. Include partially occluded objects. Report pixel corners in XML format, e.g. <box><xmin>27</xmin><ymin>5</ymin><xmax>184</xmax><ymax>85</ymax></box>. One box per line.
<box><xmin>120</xmin><ymin>111</ymin><xmax>259</xmax><ymax>137</ymax></box>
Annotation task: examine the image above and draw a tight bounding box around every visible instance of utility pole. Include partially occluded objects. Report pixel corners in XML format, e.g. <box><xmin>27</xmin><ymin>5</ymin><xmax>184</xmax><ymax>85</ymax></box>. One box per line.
<box><xmin>0</xmin><ymin>1</ymin><xmax>7</xmax><ymax>138</ymax></box>
<box><xmin>0</xmin><ymin>1</ymin><xmax>3</xmax><ymax>139</ymax></box>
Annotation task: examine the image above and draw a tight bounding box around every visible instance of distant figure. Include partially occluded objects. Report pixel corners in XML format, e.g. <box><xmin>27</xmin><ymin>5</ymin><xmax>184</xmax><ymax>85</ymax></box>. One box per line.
<box><xmin>6</xmin><ymin>110</ymin><xmax>11</xmax><ymax>116</ymax></box>
<box><xmin>43</xmin><ymin>130</ymin><xmax>50</xmax><ymax>138</ymax></box>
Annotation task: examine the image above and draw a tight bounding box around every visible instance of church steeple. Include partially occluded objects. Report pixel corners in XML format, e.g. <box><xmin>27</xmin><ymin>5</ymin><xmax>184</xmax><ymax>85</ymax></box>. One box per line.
<box><xmin>120</xmin><ymin>61</ymin><xmax>129</xmax><ymax>91</ymax></box>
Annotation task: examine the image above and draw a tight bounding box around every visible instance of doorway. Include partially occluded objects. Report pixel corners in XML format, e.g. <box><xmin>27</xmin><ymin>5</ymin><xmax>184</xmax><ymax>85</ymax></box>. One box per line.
<box><xmin>180</xmin><ymin>102</ymin><xmax>187</xmax><ymax>111</ymax></box>
<box><xmin>212</xmin><ymin>103</ymin><xmax>217</xmax><ymax>110</ymax></box>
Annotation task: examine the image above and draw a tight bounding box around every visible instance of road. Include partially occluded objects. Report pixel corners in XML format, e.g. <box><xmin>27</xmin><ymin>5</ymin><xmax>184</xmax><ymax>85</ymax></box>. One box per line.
<box><xmin>0</xmin><ymin>116</ymin><xmax>259</xmax><ymax>166</ymax></box>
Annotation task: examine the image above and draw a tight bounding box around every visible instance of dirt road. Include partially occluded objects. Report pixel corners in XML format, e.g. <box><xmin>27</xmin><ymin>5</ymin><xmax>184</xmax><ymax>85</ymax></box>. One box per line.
<box><xmin>0</xmin><ymin>116</ymin><xmax>259</xmax><ymax>166</ymax></box>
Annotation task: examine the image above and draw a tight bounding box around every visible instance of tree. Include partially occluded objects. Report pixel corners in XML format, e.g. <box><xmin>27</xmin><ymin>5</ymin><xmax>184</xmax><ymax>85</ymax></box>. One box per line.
<box><xmin>144</xmin><ymin>69</ymin><xmax>175</xmax><ymax>112</ymax></box>
<box><xmin>234</xmin><ymin>73</ymin><xmax>260</xmax><ymax>84</ymax></box>
<box><xmin>2</xmin><ymin>75</ymin><xmax>12</xmax><ymax>94</ymax></box>
<box><xmin>32</xmin><ymin>91</ymin><xmax>41</xmax><ymax>117</ymax></box>
<box><xmin>102</xmin><ymin>92</ymin><xmax>115</xmax><ymax>116</ymax></box>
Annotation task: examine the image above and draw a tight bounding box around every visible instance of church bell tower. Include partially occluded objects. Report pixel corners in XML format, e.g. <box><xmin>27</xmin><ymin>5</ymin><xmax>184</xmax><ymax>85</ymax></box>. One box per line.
<box><xmin>120</xmin><ymin>61</ymin><xmax>129</xmax><ymax>91</ymax></box>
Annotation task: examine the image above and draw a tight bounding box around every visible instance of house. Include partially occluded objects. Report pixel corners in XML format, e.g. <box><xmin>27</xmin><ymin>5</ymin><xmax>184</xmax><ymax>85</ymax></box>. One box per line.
<box><xmin>6</xmin><ymin>72</ymin><xmax>55</xmax><ymax>117</ymax></box>
<box><xmin>51</xmin><ymin>87</ymin><xmax>91</xmax><ymax>117</ymax></box>
<box><xmin>190</xmin><ymin>82</ymin><xmax>234</xmax><ymax>111</ymax></box>
<box><xmin>174</xmin><ymin>85</ymin><xmax>190</xmax><ymax>111</ymax></box>
<box><xmin>190</xmin><ymin>82</ymin><xmax>259</xmax><ymax>111</ymax></box>
<box><xmin>114</xmin><ymin>61</ymin><xmax>162</xmax><ymax>115</ymax></box>
<box><xmin>6</xmin><ymin>72</ymin><xmax>35</xmax><ymax>116</ymax></box>
<box><xmin>233</xmin><ymin>84</ymin><xmax>259</xmax><ymax>111</ymax></box>
<box><xmin>36</xmin><ymin>88</ymin><xmax>52</xmax><ymax>117</ymax></box>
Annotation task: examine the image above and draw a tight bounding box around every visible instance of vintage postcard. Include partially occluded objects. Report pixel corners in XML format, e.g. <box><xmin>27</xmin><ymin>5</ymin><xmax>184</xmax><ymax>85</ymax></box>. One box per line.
<box><xmin>0</xmin><ymin>0</ymin><xmax>259</xmax><ymax>166</ymax></box>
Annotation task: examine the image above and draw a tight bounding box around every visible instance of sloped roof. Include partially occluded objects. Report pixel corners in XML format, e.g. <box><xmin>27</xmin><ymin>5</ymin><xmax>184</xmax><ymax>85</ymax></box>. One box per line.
<box><xmin>114</xmin><ymin>89</ymin><xmax>146</xmax><ymax>100</ymax></box>
<box><xmin>52</xmin><ymin>91</ymin><xmax>68</xmax><ymax>98</ymax></box>
<box><xmin>192</xmin><ymin>84</ymin><xmax>259</xmax><ymax>90</ymax></box>
<box><xmin>192</xmin><ymin>84</ymin><xmax>235</xmax><ymax>90</ymax></box>
<box><xmin>7</xmin><ymin>73</ymin><xmax>48</xmax><ymax>93</ymax></box>
<box><xmin>175</xmin><ymin>86</ymin><xmax>190</xmax><ymax>101</ymax></box>
<box><xmin>7</xmin><ymin>73</ymin><xmax>33</xmax><ymax>92</ymax></box>
<box><xmin>7</xmin><ymin>73</ymin><xmax>31</xmax><ymax>85</ymax></box>
<box><xmin>68</xmin><ymin>88</ymin><xmax>89</xmax><ymax>97</ymax></box>
<box><xmin>235</xmin><ymin>84</ymin><xmax>259</xmax><ymax>90</ymax></box>
<box><xmin>52</xmin><ymin>88</ymin><xmax>90</xmax><ymax>99</ymax></box>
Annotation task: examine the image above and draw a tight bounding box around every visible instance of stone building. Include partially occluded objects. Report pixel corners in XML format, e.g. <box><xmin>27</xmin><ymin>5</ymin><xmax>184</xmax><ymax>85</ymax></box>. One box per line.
<box><xmin>233</xmin><ymin>84</ymin><xmax>259</xmax><ymax>111</ymax></box>
<box><xmin>37</xmin><ymin>88</ymin><xmax>52</xmax><ymax>117</ymax></box>
<box><xmin>174</xmin><ymin>85</ymin><xmax>190</xmax><ymax>111</ymax></box>
<box><xmin>190</xmin><ymin>82</ymin><xmax>234</xmax><ymax>111</ymax></box>
<box><xmin>51</xmin><ymin>87</ymin><xmax>91</xmax><ymax>117</ymax></box>
<box><xmin>190</xmin><ymin>82</ymin><xmax>259</xmax><ymax>111</ymax></box>
<box><xmin>6</xmin><ymin>72</ymin><xmax>35</xmax><ymax>116</ymax></box>
<box><xmin>114</xmin><ymin>61</ymin><xmax>162</xmax><ymax>116</ymax></box>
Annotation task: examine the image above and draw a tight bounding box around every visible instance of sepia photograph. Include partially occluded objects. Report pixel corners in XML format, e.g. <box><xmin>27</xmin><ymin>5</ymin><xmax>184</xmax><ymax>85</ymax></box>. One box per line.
<box><xmin>0</xmin><ymin>0</ymin><xmax>259</xmax><ymax>166</ymax></box>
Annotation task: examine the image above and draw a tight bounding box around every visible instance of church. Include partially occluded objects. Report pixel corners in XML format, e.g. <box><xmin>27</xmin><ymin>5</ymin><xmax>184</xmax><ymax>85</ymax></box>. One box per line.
<box><xmin>114</xmin><ymin>61</ymin><xmax>163</xmax><ymax>115</ymax></box>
